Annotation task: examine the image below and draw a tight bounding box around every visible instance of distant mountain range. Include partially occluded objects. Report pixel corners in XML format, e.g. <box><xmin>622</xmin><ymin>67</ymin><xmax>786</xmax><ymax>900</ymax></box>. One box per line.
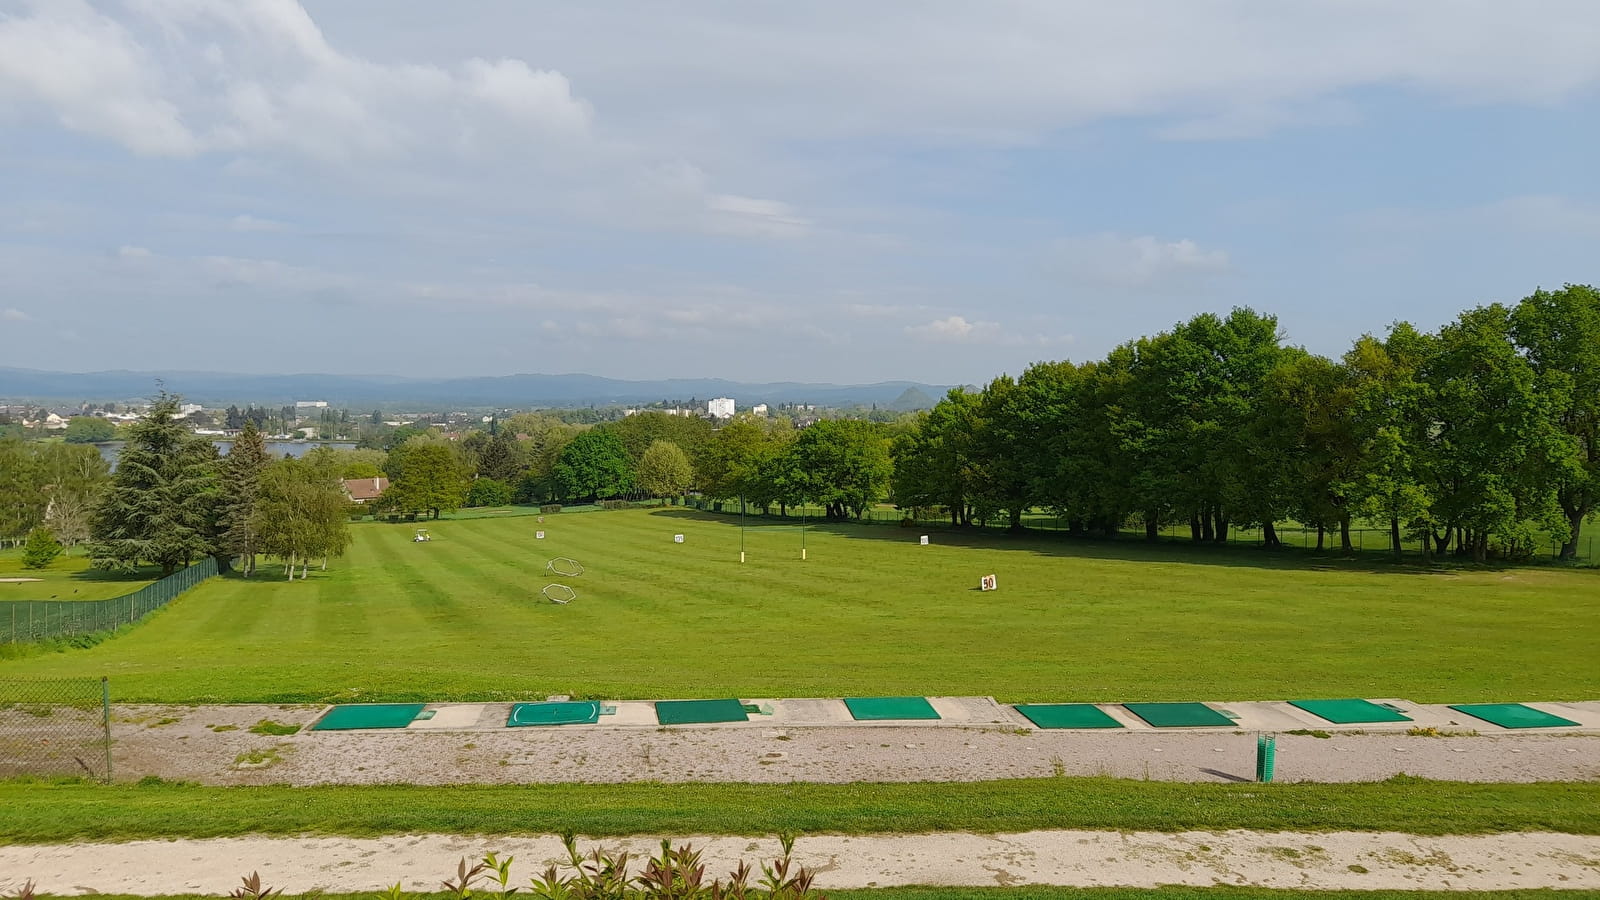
<box><xmin>0</xmin><ymin>367</ymin><xmax>950</xmax><ymax>411</ymax></box>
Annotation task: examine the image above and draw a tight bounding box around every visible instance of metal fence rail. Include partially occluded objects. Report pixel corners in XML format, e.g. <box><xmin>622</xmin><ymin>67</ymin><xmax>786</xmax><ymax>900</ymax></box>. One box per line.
<box><xmin>0</xmin><ymin>676</ymin><xmax>111</xmax><ymax>782</ymax></box>
<box><xmin>1</xmin><ymin>557</ymin><xmax>220</xmax><ymax>645</ymax></box>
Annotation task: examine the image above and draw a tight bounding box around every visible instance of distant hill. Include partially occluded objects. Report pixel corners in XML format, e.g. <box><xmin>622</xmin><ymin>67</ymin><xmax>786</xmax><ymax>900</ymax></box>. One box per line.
<box><xmin>888</xmin><ymin>386</ymin><xmax>937</xmax><ymax>411</ymax></box>
<box><xmin>0</xmin><ymin>367</ymin><xmax>953</xmax><ymax>410</ymax></box>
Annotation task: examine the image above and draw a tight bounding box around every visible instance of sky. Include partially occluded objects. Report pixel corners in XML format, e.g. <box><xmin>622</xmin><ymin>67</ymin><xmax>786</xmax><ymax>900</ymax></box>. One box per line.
<box><xmin>1</xmin><ymin>1</ymin><xmax>1597</xmax><ymax>385</ymax></box>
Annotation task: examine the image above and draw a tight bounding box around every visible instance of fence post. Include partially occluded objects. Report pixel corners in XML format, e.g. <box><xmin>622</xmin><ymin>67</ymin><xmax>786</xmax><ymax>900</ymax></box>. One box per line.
<box><xmin>101</xmin><ymin>676</ymin><xmax>112</xmax><ymax>784</ymax></box>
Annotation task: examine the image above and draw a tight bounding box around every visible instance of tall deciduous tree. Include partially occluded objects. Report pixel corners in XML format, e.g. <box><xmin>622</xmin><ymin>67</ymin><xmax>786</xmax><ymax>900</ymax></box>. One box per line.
<box><xmin>0</xmin><ymin>437</ymin><xmax>44</xmax><ymax>547</ymax></box>
<box><xmin>62</xmin><ymin>416</ymin><xmax>116</xmax><ymax>444</ymax></box>
<box><xmin>1510</xmin><ymin>284</ymin><xmax>1600</xmax><ymax>558</ymax></box>
<box><xmin>790</xmin><ymin>419</ymin><xmax>891</xmax><ymax>519</ymax></box>
<box><xmin>89</xmin><ymin>394</ymin><xmax>220</xmax><ymax>575</ymax></box>
<box><xmin>553</xmin><ymin>429</ymin><xmax>634</xmax><ymax>501</ymax></box>
<box><xmin>891</xmin><ymin>388</ymin><xmax>982</xmax><ymax>526</ymax></box>
<box><xmin>380</xmin><ymin>437</ymin><xmax>470</xmax><ymax>519</ymax></box>
<box><xmin>636</xmin><ymin>440</ymin><xmax>694</xmax><ymax>499</ymax></box>
<box><xmin>39</xmin><ymin>442</ymin><xmax>110</xmax><ymax>551</ymax></box>
<box><xmin>253</xmin><ymin>457</ymin><xmax>352</xmax><ymax>579</ymax></box>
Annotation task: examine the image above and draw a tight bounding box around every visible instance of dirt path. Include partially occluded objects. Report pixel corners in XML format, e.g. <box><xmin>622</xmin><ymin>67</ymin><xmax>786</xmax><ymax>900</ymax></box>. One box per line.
<box><xmin>4</xmin><ymin>831</ymin><xmax>1599</xmax><ymax>894</ymax></box>
<box><xmin>101</xmin><ymin>704</ymin><xmax>1600</xmax><ymax>785</ymax></box>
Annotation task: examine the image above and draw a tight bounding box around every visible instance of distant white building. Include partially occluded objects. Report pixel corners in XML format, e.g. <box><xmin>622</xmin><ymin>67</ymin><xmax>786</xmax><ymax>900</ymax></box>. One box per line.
<box><xmin>707</xmin><ymin>397</ymin><xmax>735</xmax><ymax>418</ymax></box>
<box><xmin>295</xmin><ymin>400</ymin><xmax>329</xmax><ymax>408</ymax></box>
<box><xmin>751</xmin><ymin>404</ymin><xmax>769</xmax><ymax>417</ymax></box>
<box><xmin>177</xmin><ymin>403</ymin><xmax>203</xmax><ymax>418</ymax></box>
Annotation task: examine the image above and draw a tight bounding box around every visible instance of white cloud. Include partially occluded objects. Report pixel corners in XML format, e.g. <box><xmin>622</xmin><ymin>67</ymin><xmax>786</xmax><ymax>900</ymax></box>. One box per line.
<box><xmin>0</xmin><ymin>0</ymin><xmax>592</xmax><ymax>162</ymax></box>
<box><xmin>325</xmin><ymin>2</ymin><xmax>1600</xmax><ymax>148</ymax></box>
<box><xmin>229</xmin><ymin>214</ymin><xmax>286</xmax><ymax>232</ymax></box>
<box><xmin>906</xmin><ymin>315</ymin><xmax>999</xmax><ymax>342</ymax></box>
<box><xmin>117</xmin><ymin>245</ymin><xmax>152</xmax><ymax>259</ymax></box>
<box><xmin>0</xmin><ymin>1</ymin><xmax>195</xmax><ymax>155</ymax></box>
<box><xmin>706</xmin><ymin>194</ymin><xmax>811</xmax><ymax>239</ymax></box>
<box><xmin>2</xmin><ymin>307</ymin><xmax>30</xmax><ymax>321</ymax></box>
<box><xmin>1050</xmin><ymin>234</ymin><xmax>1231</xmax><ymax>288</ymax></box>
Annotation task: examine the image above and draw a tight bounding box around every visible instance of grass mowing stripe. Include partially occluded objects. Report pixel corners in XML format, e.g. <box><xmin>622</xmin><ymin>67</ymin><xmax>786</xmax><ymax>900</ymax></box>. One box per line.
<box><xmin>0</xmin><ymin>777</ymin><xmax>1595</xmax><ymax>844</ymax></box>
<box><xmin>6</xmin><ymin>509</ymin><xmax>1597</xmax><ymax>704</ymax></box>
<box><xmin>362</xmin><ymin>528</ymin><xmax>480</xmax><ymax>635</ymax></box>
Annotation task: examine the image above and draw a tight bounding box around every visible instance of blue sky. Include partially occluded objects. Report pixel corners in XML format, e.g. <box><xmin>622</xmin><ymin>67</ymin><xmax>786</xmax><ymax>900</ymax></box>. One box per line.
<box><xmin>1</xmin><ymin>1</ymin><xmax>1597</xmax><ymax>384</ymax></box>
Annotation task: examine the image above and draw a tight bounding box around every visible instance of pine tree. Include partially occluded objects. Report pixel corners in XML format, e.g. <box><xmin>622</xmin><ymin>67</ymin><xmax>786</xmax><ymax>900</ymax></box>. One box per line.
<box><xmin>89</xmin><ymin>393</ymin><xmax>220</xmax><ymax>575</ymax></box>
<box><xmin>21</xmin><ymin>526</ymin><xmax>63</xmax><ymax>569</ymax></box>
<box><xmin>219</xmin><ymin>421</ymin><xmax>270</xmax><ymax>576</ymax></box>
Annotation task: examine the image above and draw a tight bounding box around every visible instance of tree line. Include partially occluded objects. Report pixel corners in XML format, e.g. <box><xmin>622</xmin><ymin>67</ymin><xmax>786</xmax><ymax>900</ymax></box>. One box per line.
<box><xmin>892</xmin><ymin>284</ymin><xmax>1599</xmax><ymax>561</ymax></box>
<box><xmin>0</xmin><ymin>395</ymin><xmax>354</xmax><ymax>579</ymax></box>
<box><xmin>346</xmin><ymin>283</ymin><xmax>1600</xmax><ymax>563</ymax></box>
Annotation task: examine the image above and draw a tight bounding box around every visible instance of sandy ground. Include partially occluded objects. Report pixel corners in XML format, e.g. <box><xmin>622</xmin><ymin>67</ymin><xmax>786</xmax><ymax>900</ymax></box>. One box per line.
<box><xmin>4</xmin><ymin>831</ymin><xmax>1599</xmax><ymax>894</ymax></box>
<box><xmin>93</xmin><ymin>703</ymin><xmax>1600</xmax><ymax>785</ymax></box>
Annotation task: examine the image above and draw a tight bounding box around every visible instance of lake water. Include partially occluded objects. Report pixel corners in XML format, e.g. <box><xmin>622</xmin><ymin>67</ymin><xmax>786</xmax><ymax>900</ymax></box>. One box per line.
<box><xmin>95</xmin><ymin>440</ymin><xmax>358</xmax><ymax>468</ymax></box>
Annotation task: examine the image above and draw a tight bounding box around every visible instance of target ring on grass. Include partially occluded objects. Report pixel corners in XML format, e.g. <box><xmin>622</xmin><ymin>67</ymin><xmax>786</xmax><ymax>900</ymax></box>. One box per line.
<box><xmin>546</xmin><ymin>557</ymin><xmax>584</xmax><ymax>577</ymax></box>
<box><xmin>542</xmin><ymin>583</ymin><xmax>577</xmax><ymax>605</ymax></box>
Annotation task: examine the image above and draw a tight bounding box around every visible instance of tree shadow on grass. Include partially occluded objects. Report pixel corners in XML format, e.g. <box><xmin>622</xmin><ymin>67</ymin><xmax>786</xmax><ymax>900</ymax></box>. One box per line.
<box><xmin>643</xmin><ymin>508</ymin><xmax>1531</xmax><ymax>578</ymax></box>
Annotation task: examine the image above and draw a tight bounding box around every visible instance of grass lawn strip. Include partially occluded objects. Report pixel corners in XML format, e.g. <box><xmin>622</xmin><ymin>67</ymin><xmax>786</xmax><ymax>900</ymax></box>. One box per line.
<box><xmin>40</xmin><ymin>892</ymin><xmax>1590</xmax><ymax>900</ymax></box>
<box><xmin>3</xmin><ymin>510</ymin><xmax>1596</xmax><ymax>703</ymax></box>
<box><xmin>1</xmin><ymin>777</ymin><xmax>1597</xmax><ymax>844</ymax></box>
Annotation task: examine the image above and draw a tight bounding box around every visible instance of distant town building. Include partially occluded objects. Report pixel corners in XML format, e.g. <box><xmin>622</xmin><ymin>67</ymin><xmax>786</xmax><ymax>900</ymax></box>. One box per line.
<box><xmin>751</xmin><ymin>404</ymin><xmax>769</xmax><ymax>417</ymax></box>
<box><xmin>707</xmin><ymin>397</ymin><xmax>735</xmax><ymax>418</ymax></box>
<box><xmin>295</xmin><ymin>400</ymin><xmax>329</xmax><ymax>408</ymax></box>
<box><xmin>342</xmin><ymin>477</ymin><xmax>390</xmax><ymax>504</ymax></box>
<box><xmin>177</xmin><ymin>403</ymin><xmax>203</xmax><ymax>418</ymax></box>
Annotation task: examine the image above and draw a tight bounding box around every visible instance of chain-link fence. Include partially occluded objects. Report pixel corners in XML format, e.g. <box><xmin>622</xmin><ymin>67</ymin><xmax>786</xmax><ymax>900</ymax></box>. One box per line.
<box><xmin>1</xmin><ymin>557</ymin><xmax>220</xmax><ymax>645</ymax></box>
<box><xmin>0</xmin><ymin>677</ymin><xmax>111</xmax><ymax>782</ymax></box>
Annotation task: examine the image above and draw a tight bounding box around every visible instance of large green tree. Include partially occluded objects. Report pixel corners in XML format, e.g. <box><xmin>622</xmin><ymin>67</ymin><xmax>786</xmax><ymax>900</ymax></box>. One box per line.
<box><xmin>253</xmin><ymin>457</ymin><xmax>353</xmax><ymax>579</ymax></box>
<box><xmin>62</xmin><ymin>416</ymin><xmax>116</xmax><ymax>444</ymax></box>
<box><xmin>219</xmin><ymin>422</ymin><xmax>271</xmax><ymax>576</ymax></box>
<box><xmin>1510</xmin><ymin>284</ymin><xmax>1600</xmax><ymax>558</ymax></box>
<box><xmin>635</xmin><ymin>440</ymin><xmax>695</xmax><ymax>499</ymax></box>
<box><xmin>89</xmin><ymin>395</ymin><xmax>220</xmax><ymax>575</ymax></box>
<box><xmin>38</xmin><ymin>442</ymin><xmax>110</xmax><ymax>551</ymax></box>
<box><xmin>553</xmin><ymin>429</ymin><xmax>634</xmax><ymax>501</ymax></box>
<box><xmin>380</xmin><ymin>437</ymin><xmax>471</xmax><ymax>519</ymax></box>
<box><xmin>891</xmin><ymin>388</ymin><xmax>982</xmax><ymax>526</ymax></box>
<box><xmin>1345</xmin><ymin>326</ymin><xmax>1435</xmax><ymax>560</ymax></box>
<box><xmin>790</xmin><ymin>419</ymin><xmax>891</xmax><ymax>519</ymax></box>
<box><xmin>0</xmin><ymin>437</ymin><xmax>44</xmax><ymax>547</ymax></box>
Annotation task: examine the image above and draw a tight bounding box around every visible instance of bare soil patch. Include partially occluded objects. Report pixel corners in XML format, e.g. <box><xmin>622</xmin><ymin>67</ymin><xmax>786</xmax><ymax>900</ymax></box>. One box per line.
<box><xmin>104</xmin><ymin>704</ymin><xmax>1600</xmax><ymax>786</ymax></box>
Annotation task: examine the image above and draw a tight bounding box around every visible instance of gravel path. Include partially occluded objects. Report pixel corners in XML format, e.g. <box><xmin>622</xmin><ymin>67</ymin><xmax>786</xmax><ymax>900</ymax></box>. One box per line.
<box><xmin>100</xmin><ymin>704</ymin><xmax>1600</xmax><ymax>785</ymax></box>
<box><xmin>5</xmin><ymin>831</ymin><xmax>1599</xmax><ymax>894</ymax></box>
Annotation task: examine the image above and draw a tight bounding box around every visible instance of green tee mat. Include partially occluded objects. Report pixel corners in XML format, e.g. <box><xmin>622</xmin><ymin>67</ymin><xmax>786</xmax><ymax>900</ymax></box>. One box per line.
<box><xmin>310</xmin><ymin>703</ymin><xmax>426</xmax><ymax>731</ymax></box>
<box><xmin>1449</xmin><ymin>703</ymin><xmax>1579</xmax><ymax>729</ymax></box>
<box><xmin>507</xmin><ymin>701</ymin><xmax>601</xmax><ymax>727</ymax></box>
<box><xmin>843</xmin><ymin>696</ymin><xmax>941</xmax><ymax>720</ymax></box>
<box><xmin>1122</xmin><ymin>702</ymin><xmax>1234</xmax><ymax>727</ymax></box>
<box><xmin>654</xmin><ymin>698</ymin><xmax>750</xmax><ymax>725</ymax></box>
<box><xmin>1013</xmin><ymin>703</ymin><xmax>1124</xmax><ymax>729</ymax></box>
<box><xmin>1289</xmin><ymin>699</ymin><xmax>1413</xmax><ymax>724</ymax></box>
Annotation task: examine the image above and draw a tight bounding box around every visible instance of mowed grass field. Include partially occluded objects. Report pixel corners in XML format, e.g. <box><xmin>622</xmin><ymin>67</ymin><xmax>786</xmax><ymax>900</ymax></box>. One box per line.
<box><xmin>0</xmin><ymin>548</ymin><xmax>158</xmax><ymax>603</ymax></box>
<box><xmin>1</xmin><ymin>508</ymin><xmax>1596</xmax><ymax>703</ymax></box>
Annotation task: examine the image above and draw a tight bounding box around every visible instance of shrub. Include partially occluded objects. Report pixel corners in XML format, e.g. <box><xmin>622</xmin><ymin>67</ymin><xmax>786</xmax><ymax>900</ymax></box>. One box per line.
<box><xmin>540</xmin><ymin>504</ymin><xmax>562</xmax><ymax>514</ymax></box>
<box><xmin>21</xmin><ymin>527</ymin><xmax>63</xmax><ymax>570</ymax></box>
<box><xmin>466</xmin><ymin>478</ymin><xmax>513</xmax><ymax>508</ymax></box>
